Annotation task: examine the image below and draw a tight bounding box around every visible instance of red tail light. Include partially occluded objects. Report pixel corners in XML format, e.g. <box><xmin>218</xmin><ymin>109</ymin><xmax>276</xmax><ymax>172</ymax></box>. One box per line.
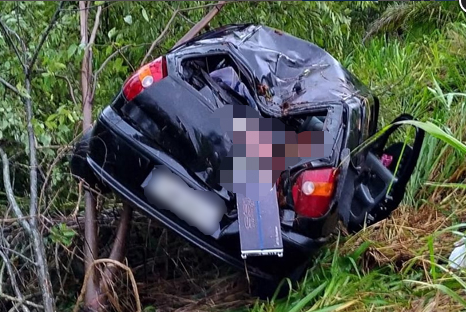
<box><xmin>291</xmin><ymin>168</ymin><xmax>338</xmax><ymax>218</ymax></box>
<box><xmin>123</xmin><ymin>56</ymin><xmax>167</xmax><ymax>101</ymax></box>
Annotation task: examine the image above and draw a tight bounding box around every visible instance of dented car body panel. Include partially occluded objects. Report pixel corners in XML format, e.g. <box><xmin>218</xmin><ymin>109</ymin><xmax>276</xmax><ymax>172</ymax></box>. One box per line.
<box><xmin>71</xmin><ymin>24</ymin><xmax>424</xmax><ymax>284</ymax></box>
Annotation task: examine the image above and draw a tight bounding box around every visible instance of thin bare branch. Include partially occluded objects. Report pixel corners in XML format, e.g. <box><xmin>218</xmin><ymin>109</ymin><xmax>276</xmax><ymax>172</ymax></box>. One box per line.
<box><xmin>141</xmin><ymin>9</ymin><xmax>179</xmax><ymax>66</ymax></box>
<box><xmin>78</xmin><ymin>2</ymin><xmax>102</xmax><ymax>307</ymax></box>
<box><xmin>88</xmin><ymin>5</ymin><xmax>103</xmax><ymax>50</ymax></box>
<box><xmin>38</xmin><ymin>145</ymin><xmax>72</xmax><ymax>212</ymax></box>
<box><xmin>25</xmin><ymin>18</ymin><xmax>57</xmax><ymax>309</ymax></box>
<box><xmin>83</xmin><ymin>192</ymin><xmax>99</xmax><ymax>307</ymax></box>
<box><xmin>178</xmin><ymin>2</ymin><xmax>228</xmax><ymax>13</ymax></box>
<box><xmin>71</xmin><ymin>182</ymin><xmax>83</xmax><ymax>218</ymax></box>
<box><xmin>60</xmin><ymin>1</ymin><xmax>118</xmax><ymax>12</ymax></box>
<box><xmin>94</xmin><ymin>45</ymin><xmax>131</xmax><ymax>82</ymax></box>
<box><xmin>174</xmin><ymin>1</ymin><xmax>227</xmax><ymax>48</ymax></box>
<box><xmin>81</xmin><ymin>1</ymin><xmax>103</xmax><ymax>131</ymax></box>
<box><xmin>73</xmin><ymin>259</ymin><xmax>141</xmax><ymax>312</ymax></box>
<box><xmin>0</xmin><ymin>244</ymin><xmax>35</xmax><ymax>265</ymax></box>
<box><xmin>179</xmin><ymin>12</ymin><xmax>196</xmax><ymax>26</ymax></box>
<box><xmin>92</xmin><ymin>43</ymin><xmax>151</xmax><ymax>96</ymax></box>
<box><xmin>25</xmin><ymin>79</ymin><xmax>37</xmax><ymax>220</ymax></box>
<box><xmin>79</xmin><ymin>5</ymin><xmax>106</xmax><ymax>308</ymax></box>
<box><xmin>79</xmin><ymin>1</ymin><xmax>89</xmax><ymax>45</ymax></box>
<box><xmin>84</xmin><ymin>3</ymin><xmax>103</xmax><ymax>107</ymax></box>
<box><xmin>79</xmin><ymin>0</ymin><xmax>89</xmax><ymax>117</ymax></box>
<box><xmin>95</xmin><ymin>44</ymin><xmax>145</xmax><ymax>78</ymax></box>
<box><xmin>0</xmin><ymin>249</ymin><xmax>31</xmax><ymax>312</ymax></box>
<box><xmin>0</xmin><ymin>292</ymin><xmax>44</xmax><ymax>310</ymax></box>
<box><xmin>54</xmin><ymin>74</ymin><xmax>78</xmax><ymax>105</ymax></box>
<box><xmin>28</xmin><ymin>1</ymin><xmax>65</xmax><ymax>74</ymax></box>
<box><xmin>23</xmin><ymin>75</ymin><xmax>55</xmax><ymax>311</ymax></box>
<box><xmin>0</xmin><ymin>147</ymin><xmax>32</xmax><ymax>235</ymax></box>
<box><xmin>0</xmin><ymin>19</ymin><xmax>27</xmax><ymax>71</ymax></box>
<box><xmin>104</xmin><ymin>204</ymin><xmax>133</xmax><ymax>279</ymax></box>
<box><xmin>0</xmin><ymin>76</ymin><xmax>21</xmax><ymax>96</ymax></box>
<box><xmin>141</xmin><ymin>1</ymin><xmax>228</xmax><ymax>65</ymax></box>
<box><xmin>116</xmin><ymin>47</ymin><xmax>135</xmax><ymax>73</ymax></box>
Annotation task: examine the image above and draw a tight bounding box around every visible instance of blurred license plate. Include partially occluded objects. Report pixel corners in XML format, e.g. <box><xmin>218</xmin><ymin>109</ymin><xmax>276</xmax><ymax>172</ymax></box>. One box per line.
<box><xmin>142</xmin><ymin>168</ymin><xmax>225</xmax><ymax>236</ymax></box>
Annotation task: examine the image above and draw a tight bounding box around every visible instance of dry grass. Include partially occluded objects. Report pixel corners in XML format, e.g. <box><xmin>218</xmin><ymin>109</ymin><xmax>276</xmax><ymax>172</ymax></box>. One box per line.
<box><xmin>85</xmin><ymin>215</ymin><xmax>254</xmax><ymax>312</ymax></box>
<box><xmin>342</xmin><ymin>194</ymin><xmax>466</xmax><ymax>269</ymax></box>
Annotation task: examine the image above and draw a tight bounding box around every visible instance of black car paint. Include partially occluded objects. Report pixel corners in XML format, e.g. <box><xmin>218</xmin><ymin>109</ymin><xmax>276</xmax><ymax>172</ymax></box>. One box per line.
<box><xmin>85</xmin><ymin>105</ymin><xmax>324</xmax><ymax>281</ymax></box>
<box><xmin>71</xmin><ymin>24</ymin><xmax>423</xmax><ymax>285</ymax></box>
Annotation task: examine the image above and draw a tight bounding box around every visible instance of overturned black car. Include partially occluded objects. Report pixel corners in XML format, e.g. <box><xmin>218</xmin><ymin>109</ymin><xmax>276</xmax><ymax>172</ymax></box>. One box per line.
<box><xmin>71</xmin><ymin>24</ymin><xmax>424</xmax><ymax>292</ymax></box>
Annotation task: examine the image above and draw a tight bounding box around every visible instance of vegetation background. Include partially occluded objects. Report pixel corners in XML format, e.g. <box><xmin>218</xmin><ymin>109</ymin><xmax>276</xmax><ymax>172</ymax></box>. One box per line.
<box><xmin>0</xmin><ymin>1</ymin><xmax>465</xmax><ymax>311</ymax></box>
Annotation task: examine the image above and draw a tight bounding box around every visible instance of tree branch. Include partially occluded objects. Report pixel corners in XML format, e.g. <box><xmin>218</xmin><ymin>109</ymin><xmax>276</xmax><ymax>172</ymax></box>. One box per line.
<box><xmin>93</xmin><ymin>45</ymin><xmax>129</xmax><ymax>83</ymax></box>
<box><xmin>0</xmin><ymin>19</ymin><xmax>27</xmax><ymax>72</ymax></box>
<box><xmin>84</xmin><ymin>4</ymin><xmax>103</xmax><ymax>107</ymax></box>
<box><xmin>83</xmin><ymin>193</ymin><xmax>99</xmax><ymax>307</ymax></box>
<box><xmin>54</xmin><ymin>74</ymin><xmax>78</xmax><ymax>105</ymax></box>
<box><xmin>24</xmin><ymin>76</ymin><xmax>56</xmax><ymax>312</ymax></box>
<box><xmin>178</xmin><ymin>2</ymin><xmax>229</xmax><ymax>13</ymax></box>
<box><xmin>0</xmin><ymin>293</ymin><xmax>43</xmax><ymax>311</ymax></box>
<box><xmin>73</xmin><ymin>259</ymin><xmax>141</xmax><ymax>312</ymax></box>
<box><xmin>81</xmin><ymin>2</ymin><xmax>103</xmax><ymax>132</ymax></box>
<box><xmin>141</xmin><ymin>1</ymin><xmax>228</xmax><ymax>65</ymax></box>
<box><xmin>88</xmin><ymin>4</ymin><xmax>103</xmax><ymax>51</ymax></box>
<box><xmin>0</xmin><ymin>248</ymin><xmax>30</xmax><ymax>312</ymax></box>
<box><xmin>0</xmin><ymin>147</ymin><xmax>32</xmax><ymax>235</ymax></box>
<box><xmin>79</xmin><ymin>2</ymin><xmax>103</xmax><ymax>309</ymax></box>
<box><xmin>28</xmin><ymin>1</ymin><xmax>65</xmax><ymax>74</ymax></box>
<box><xmin>174</xmin><ymin>1</ymin><xmax>227</xmax><ymax>48</ymax></box>
<box><xmin>0</xmin><ymin>76</ymin><xmax>21</xmax><ymax>97</ymax></box>
<box><xmin>92</xmin><ymin>43</ymin><xmax>151</xmax><ymax>96</ymax></box>
<box><xmin>104</xmin><ymin>203</ymin><xmax>132</xmax><ymax>280</ymax></box>
<box><xmin>141</xmin><ymin>9</ymin><xmax>179</xmax><ymax>65</ymax></box>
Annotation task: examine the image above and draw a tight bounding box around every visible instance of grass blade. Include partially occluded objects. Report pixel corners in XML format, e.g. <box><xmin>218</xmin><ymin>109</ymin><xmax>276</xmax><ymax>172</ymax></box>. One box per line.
<box><xmin>307</xmin><ymin>300</ymin><xmax>358</xmax><ymax>312</ymax></box>
<box><xmin>288</xmin><ymin>282</ymin><xmax>328</xmax><ymax>312</ymax></box>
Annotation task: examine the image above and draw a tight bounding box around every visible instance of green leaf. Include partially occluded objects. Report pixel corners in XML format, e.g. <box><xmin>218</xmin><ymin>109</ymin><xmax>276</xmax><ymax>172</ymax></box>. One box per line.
<box><xmin>95</xmin><ymin>1</ymin><xmax>105</xmax><ymax>5</ymax></box>
<box><xmin>310</xmin><ymin>301</ymin><xmax>358</xmax><ymax>312</ymax></box>
<box><xmin>396</xmin><ymin>120</ymin><xmax>466</xmax><ymax>154</ymax></box>
<box><xmin>425</xmin><ymin>182</ymin><xmax>466</xmax><ymax>189</ymax></box>
<box><xmin>45</xmin><ymin>120</ymin><xmax>57</xmax><ymax>130</ymax></box>
<box><xmin>47</xmin><ymin>113</ymin><xmax>58</xmax><ymax>122</ymax></box>
<box><xmin>108</xmin><ymin>27</ymin><xmax>117</xmax><ymax>39</ymax></box>
<box><xmin>289</xmin><ymin>282</ymin><xmax>328</xmax><ymax>312</ymax></box>
<box><xmin>63</xmin><ymin>230</ymin><xmax>76</xmax><ymax>238</ymax></box>
<box><xmin>67</xmin><ymin>44</ymin><xmax>77</xmax><ymax>58</ymax></box>
<box><xmin>349</xmin><ymin>241</ymin><xmax>371</xmax><ymax>261</ymax></box>
<box><xmin>124</xmin><ymin>15</ymin><xmax>132</xmax><ymax>25</ymax></box>
<box><xmin>54</xmin><ymin>62</ymin><xmax>66</xmax><ymax>70</ymax></box>
<box><xmin>105</xmin><ymin>45</ymin><xmax>113</xmax><ymax>55</ymax></box>
<box><xmin>142</xmin><ymin>7</ymin><xmax>149</xmax><ymax>22</ymax></box>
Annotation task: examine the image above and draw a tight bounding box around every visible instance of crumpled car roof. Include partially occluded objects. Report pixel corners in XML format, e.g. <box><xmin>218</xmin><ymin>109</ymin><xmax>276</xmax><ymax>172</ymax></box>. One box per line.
<box><xmin>174</xmin><ymin>24</ymin><xmax>371</xmax><ymax>115</ymax></box>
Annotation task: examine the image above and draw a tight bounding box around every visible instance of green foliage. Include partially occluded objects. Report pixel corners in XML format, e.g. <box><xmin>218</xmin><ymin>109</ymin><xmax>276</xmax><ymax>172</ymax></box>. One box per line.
<box><xmin>364</xmin><ymin>1</ymin><xmax>465</xmax><ymax>42</ymax></box>
<box><xmin>49</xmin><ymin>223</ymin><xmax>76</xmax><ymax>247</ymax></box>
